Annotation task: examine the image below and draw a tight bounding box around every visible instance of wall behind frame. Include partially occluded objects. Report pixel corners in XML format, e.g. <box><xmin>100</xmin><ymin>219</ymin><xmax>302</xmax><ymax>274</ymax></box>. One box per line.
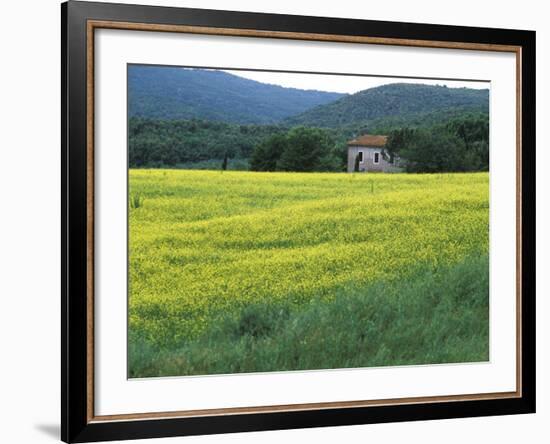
<box><xmin>0</xmin><ymin>0</ymin><xmax>547</xmax><ymax>443</ymax></box>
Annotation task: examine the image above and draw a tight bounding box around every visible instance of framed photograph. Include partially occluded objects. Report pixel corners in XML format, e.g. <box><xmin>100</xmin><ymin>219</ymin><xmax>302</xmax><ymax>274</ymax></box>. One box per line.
<box><xmin>61</xmin><ymin>1</ymin><xmax>536</xmax><ymax>442</ymax></box>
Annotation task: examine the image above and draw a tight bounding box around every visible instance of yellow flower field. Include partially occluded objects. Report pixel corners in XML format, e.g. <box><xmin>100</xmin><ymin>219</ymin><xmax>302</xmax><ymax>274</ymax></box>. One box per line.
<box><xmin>129</xmin><ymin>170</ymin><xmax>489</xmax><ymax>354</ymax></box>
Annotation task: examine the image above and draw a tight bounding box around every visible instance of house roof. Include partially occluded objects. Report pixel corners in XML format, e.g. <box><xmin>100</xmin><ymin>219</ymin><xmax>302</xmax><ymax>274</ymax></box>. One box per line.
<box><xmin>347</xmin><ymin>134</ymin><xmax>388</xmax><ymax>147</ymax></box>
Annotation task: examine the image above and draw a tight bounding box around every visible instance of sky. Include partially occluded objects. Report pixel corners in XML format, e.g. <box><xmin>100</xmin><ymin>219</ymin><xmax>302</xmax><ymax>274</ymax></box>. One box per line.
<box><xmin>222</xmin><ymin>68</ymin><xmax>489</xmax><ymax>94</ymax></box>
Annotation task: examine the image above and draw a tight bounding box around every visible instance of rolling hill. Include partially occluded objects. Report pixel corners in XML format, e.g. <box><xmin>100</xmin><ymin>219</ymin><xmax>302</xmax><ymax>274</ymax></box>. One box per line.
<box><xmin>284</xmin><ymin>83</ymin><xmax>489</xmax><ymax>128</ymax></box>
<box><xmin>128</xmin><ymin>66</ymin><xmax>345</xmax><ymax>124</ymax></box>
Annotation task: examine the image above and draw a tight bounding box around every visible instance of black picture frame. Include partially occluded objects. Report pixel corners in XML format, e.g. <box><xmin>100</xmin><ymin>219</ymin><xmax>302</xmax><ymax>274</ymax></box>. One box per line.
<box><xmin>61</xmin><ymin>1</ymin><xmax>536</xmax><ymax>442</ymax></box>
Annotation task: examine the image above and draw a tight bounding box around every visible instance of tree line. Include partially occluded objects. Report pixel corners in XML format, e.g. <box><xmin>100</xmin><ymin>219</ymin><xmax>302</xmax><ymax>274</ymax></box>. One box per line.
<box><xmin>250</xmin><ymin>127</ymin><xmax>345</xmax><ymax>172</ymax></box>
<box><xmin>128</xmin><ymin>118</ymin><xmax>285</xmax><ymax>167</ymax></box>
<box><xmin>129</xmin><ymin>112</ymin><xmax>488</xmax><ymax>173</ymax></box>
<box><xmin>384</xmin><ymin>113</ymin><xmax>489</xmax><ymax>172</ymax></box>
<box><xmin>250</xmin><ymin>113</ymin><xmax>488</xmax><ymax>173</ymax></box>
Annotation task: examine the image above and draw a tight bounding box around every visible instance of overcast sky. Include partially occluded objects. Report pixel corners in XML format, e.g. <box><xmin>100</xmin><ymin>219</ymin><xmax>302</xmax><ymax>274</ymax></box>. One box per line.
<box><xmin>222</xmin><ymin>69</ymin><xmax>489</xmax><ymax>94</ymax></box>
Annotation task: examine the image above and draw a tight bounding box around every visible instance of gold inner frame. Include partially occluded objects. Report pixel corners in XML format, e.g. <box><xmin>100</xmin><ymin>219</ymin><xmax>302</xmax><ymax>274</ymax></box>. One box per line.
<box><xmin>86</xmin><ymin>19</ymin><xmax>523</xmax><ymax>423</ymax></box>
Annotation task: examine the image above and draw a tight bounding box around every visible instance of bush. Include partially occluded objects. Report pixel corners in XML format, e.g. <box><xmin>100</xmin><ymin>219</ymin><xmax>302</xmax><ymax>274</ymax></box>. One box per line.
<box><xmin>386</xmin><ymin>112</ymin><xmax>489</xmax><ymax>173</ymax></box>
<box><xmin>250</xmin><ymin>126</ymin><xmax>344</xmax><ymax>172</ymax></box>
<box><xmin>249</xmin><ymin>133</ymin><xmax>287</xmax><ymax>171</ymax></box>
<box><xmin>130</xmin><ymin>193</ymin><xmax>144</xmax><ymax>209</ymax></box>
<box><xmin>401</xmin><ymin>129</ymin><xmax>466</xmax><ymax>173</ymax></box>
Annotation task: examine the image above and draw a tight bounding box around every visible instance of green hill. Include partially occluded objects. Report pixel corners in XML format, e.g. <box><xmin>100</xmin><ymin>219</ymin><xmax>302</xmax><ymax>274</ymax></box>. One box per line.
<box><xmin>285</xmin><ymin>83</ymin><xmax>489</xmax><ymax>128</ymax></box>
<box><xmin>128</xmin><ymin>66</ymin><xmax>344</xmax><ymax>124</ymax></box>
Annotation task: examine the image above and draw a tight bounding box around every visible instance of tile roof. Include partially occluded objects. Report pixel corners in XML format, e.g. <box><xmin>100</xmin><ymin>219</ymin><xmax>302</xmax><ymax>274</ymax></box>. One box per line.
<box><xmin>347</xmin><ymin>134</ymin><xmax>388</xmax><ymax>147</ymax></box>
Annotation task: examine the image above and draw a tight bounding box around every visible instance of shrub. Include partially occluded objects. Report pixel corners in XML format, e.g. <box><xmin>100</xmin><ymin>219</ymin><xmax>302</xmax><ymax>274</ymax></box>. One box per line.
<box><xmin>130</xmin><ymin>193</ymin><xmax>144</xmax><ymax>209</ymax></box>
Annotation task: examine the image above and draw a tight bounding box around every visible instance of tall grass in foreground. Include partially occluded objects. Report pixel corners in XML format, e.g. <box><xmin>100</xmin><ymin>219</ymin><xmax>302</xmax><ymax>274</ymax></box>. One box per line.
<box><xmin>129</xmin><ymin>193</ymin><xmax>144</xmax><ymax>209</ymax></box>
<box><xmin>129</xmin><ymin>254</ymin><xmax>488</xmax><ymax>378</ymax></box>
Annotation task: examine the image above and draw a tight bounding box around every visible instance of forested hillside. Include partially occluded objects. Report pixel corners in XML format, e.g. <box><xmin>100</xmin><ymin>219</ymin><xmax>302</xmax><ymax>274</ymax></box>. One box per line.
<box><xmin>285</xmin><ymin>83</ymin><xmax>489</xmax><ymax>128</ymax></box>
<box><xmin>128</xmin><ymin>66</ymin><xmax>344</xmax><ymax>124</ymax></box>
<box><xmin>128</xmin><ymin>71</ymin><xmax>490</xmax><ymax>172</ymax></box>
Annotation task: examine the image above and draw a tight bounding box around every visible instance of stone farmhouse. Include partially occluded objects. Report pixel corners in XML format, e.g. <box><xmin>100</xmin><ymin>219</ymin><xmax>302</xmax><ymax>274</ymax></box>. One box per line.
<box><xmin>346</xmin><ymin>134</ymin><xmax>403</xmax><ymax>173</ymax></box>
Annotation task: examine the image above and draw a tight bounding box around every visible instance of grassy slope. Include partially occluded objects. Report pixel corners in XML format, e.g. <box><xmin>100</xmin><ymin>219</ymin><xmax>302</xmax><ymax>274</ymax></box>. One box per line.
<box><xmin>128</xmin><ymin>170</ymin><xmax>489</xmax><ymax>377</ymax></box>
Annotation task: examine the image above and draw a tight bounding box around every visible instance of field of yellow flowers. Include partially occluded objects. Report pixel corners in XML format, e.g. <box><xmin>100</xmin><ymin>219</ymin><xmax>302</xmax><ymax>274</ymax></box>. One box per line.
<box><xmin>128</xmin><ymin>170</ymin><xmax>489</xmax><ymax>377</ymax></box>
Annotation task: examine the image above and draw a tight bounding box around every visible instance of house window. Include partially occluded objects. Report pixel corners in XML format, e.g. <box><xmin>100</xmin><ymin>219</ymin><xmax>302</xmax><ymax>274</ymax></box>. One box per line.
<box><xmin>373</xmin><ymin>152</ymin><xmax>380</xmax><ymax>164</ymax></box>
<box><xmin>357</xmin><ymin>151</ymin><xmax>363</xmax><ymax>162</ymax></box>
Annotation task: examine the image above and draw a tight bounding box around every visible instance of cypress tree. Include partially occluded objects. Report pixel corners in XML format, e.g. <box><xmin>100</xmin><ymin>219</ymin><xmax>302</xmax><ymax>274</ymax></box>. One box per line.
<box><xmin>221</xmin><ymin>152</ymin><xmax>228</xmax><ymax>170</ymax></box>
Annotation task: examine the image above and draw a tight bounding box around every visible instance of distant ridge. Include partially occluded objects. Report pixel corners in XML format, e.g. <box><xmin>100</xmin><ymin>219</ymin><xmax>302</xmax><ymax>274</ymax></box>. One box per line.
<box><xmin>128</xmin><ymin>66</ymin><xmax>345</xmax><ymax>124</ymax></box>
<box><xmin>284</xmin><ymin>83</ymin><xmax>489</xmax><ymax>128</ymax></box>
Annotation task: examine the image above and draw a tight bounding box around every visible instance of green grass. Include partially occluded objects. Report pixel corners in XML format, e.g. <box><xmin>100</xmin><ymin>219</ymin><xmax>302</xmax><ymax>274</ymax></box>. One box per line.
<box><xmin>128</xmin><ymin>170</ymin><xmax>489</xmax><ymax>377</ymax></box>
<box><xmin>129</xmin><ymin>254</ymin><xmax>488</xmax><ymax>377</ymax></box>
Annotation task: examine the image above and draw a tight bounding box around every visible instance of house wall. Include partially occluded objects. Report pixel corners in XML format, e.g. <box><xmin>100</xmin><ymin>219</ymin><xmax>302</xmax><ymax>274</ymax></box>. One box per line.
<box><xmin>347</xmin><ymin>145</ymin><xmax>403</xmax><ymax>173</ymax></box>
